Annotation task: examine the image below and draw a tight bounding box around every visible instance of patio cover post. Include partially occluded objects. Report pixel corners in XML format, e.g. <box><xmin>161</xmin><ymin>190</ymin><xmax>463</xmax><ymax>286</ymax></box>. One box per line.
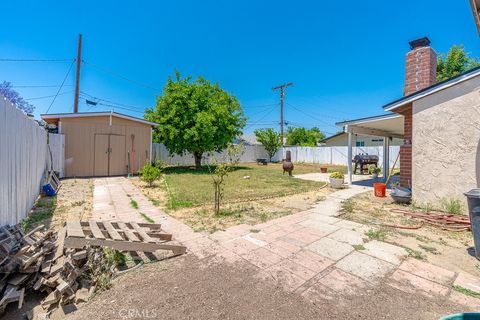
<box><xmin>347</xmin><ymin>126</ymin><xmax>353</xmax><ymax>184</ymax></box>
<box><xmin>383</xmin><ymin>137</ymin><xmax>390</xmax><ymax>182</ymax></box>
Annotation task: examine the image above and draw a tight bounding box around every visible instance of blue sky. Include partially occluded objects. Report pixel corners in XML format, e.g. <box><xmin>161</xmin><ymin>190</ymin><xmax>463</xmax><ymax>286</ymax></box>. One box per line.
<box><xmin>0</xmin><ymin>0</ymin><xmax>478</xmax><ymax>136</ymax></box>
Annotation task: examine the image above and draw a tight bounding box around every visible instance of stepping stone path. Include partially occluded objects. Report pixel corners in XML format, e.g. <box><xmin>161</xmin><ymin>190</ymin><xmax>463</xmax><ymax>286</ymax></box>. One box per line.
<box><xmin>92</xmin><ymin>177</ymin><xmax>480</xmax><ymax>310</ymax></box>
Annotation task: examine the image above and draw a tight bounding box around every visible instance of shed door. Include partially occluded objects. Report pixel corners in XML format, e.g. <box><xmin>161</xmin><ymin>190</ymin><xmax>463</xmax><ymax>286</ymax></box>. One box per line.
<box><xmin>109</xmin><ymin>135</ymin><xmax>126</xmax><ymax>176</ymax></box>
<box><xmin>94</xmin><ymin>134</ymin><xmax>109</xmax><ymax>176</ymax></box>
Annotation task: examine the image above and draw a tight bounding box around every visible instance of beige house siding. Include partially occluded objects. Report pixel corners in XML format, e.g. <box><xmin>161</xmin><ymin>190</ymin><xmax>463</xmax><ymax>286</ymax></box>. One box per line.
<box><xmin>60</xmin><ymin>116</ymin><xmax>151</xmax><ymax>177</ymax></box>
<box><xmin>321</xmin><ymin>132</ymin><xmax>402</xmax><ymax>147</ymax></box>
<box><xmin>412</xmin><ymin>75</ymin><xmax>480</xmax><ymax>208</ymax></box>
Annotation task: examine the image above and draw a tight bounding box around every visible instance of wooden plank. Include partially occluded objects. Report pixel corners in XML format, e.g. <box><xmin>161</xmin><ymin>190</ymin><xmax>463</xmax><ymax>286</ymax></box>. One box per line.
<box><xmin>66</xmin><ymin>221</ymin><xmax>85</xmax><ymax>238</ymax></box>
<box><xmin>129</xmin><ymin>223</ymin><xmax>156</xmax><ymax>243</ymax></box>
<box><xmin>88</xmin><ymin>221</ymin><xmax>105</xmax><ymax>239</ymax></box>
<box><xmin>102</xmin><ymin>222</ymin><xmax>123</xmax><ymax>241</ymax></box>
<box><xmin>64</xmin><ymin>237</ymin><xmax>186</xmax><ymax>255</ymax></box>
<box><xmin>80</xmin><ymin>221</ymin><xmax>163</xmax><ymax>231</ymax></box>
<box><xmin>116</xmin><ymin>222</ymin><xmax>140</xmax><ymax>242</ymax></box>
<box><xmin>54</xmin><ymin>227</ymin><xmax>66</xmax><ymax>261</ymax></box>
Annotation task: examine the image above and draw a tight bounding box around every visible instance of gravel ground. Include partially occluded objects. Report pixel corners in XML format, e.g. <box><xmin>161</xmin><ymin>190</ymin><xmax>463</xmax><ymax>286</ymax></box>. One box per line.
<box><xmin>63</xmin><ymin>255</ymin><xmax>466</xmax><ymax>320</ymax></box>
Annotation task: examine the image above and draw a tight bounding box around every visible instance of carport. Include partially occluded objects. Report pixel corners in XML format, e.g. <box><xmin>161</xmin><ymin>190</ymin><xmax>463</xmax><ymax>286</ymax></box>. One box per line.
<box><xmin>336</xmin><ymin>113</ymin><xmax>404</xmax><ymax>184</ymax></box>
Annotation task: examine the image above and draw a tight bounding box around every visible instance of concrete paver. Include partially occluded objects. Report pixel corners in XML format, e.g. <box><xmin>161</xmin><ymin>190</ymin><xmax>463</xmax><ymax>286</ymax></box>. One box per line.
<box><xmin>306</xmin><ymin>237</ymin><xmax>354</xmax><ymax>261</ymax></box>
<box><xmin>399</xmin><ymin>258</ymin><xmax>456</xmax><ymax>286</ymax></box>
<box><xmin>388</xmin><ymin>269</ymin><xmax>450</xmax><ymax>298</ymax></box>
<box><xmin>299</xmin><ymin>219</ymin><xmax>340</xmax><ymax>234</ymax></box>
<box><xmin>336</xmin><ymin>251</ymin><xmax>396</xmax><ymax>282</ymax></box>
<box><xmin>362</xmin><ymin>240</ymin><xmax>408</xmax><ymax>265</ymax></box>
<box><xmin>317</xmin><ymin>268</ymin><xmax>370</xmax><ymax>295</ymax></box>
<box><xmin>454</xmin><ymin>272</ymin><xmax>480</xmax><ymax>294</ymax></box>
<box><xmin>326</xmin><ymin>228</ymin><xmax>364</xmax><ymax>246</ymax></box>
<box><xmin>289</xmin><ymin>249</ymin><xmax>335</xmax><ymax>273</ymax></box>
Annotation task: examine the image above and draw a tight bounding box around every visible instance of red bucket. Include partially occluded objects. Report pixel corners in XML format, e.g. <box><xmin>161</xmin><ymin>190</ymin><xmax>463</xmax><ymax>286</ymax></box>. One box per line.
<box><xmin>373</xmin><ymin>183</ymin><xmax>386</xmax><ymax>197</ymax></box>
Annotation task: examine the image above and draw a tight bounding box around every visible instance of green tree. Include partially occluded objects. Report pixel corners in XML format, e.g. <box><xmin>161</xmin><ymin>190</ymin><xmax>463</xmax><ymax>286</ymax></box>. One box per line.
<box><xmin>437</xmin><ymin>45</ymin><xmax>480</xmax><ymax>82</ymax></box>
<box><xmin>254</xmin><ymin>128</ymin><xmax>282</xmax><ymax>162</ymax></box>
<box><xmin>209</xmin><ymin>144</ymin><xmax>243</xmax><ymax>215</ymax></box>
<box><xmin>285</xmin><ymin>127</ymin><xmax>325</xmax><ymax>146</ymax></box>
<box><xmin>145</xmin><ymin>72</ymin><xmax>246</xmax><ymax>169</ymax></box>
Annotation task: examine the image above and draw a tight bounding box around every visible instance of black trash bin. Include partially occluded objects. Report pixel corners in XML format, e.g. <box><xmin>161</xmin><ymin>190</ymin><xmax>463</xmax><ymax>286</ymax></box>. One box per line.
<box><xmin>465</xmin><ymin>189</ymin><xmax>480</xmax><ymax>259</ymax></box>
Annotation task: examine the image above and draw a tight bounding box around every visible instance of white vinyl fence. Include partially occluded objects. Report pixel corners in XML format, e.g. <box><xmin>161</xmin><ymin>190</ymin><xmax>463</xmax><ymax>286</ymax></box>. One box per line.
<box><xmin>279</xmin><ymin>146</ymin><xmax>400</xmax><ymax>168</ymax></box>
<box><xmin>0</xmin><ymin>95</ymin><xmax>49</xmax><ymax>226</ymax></box>
<box><xmin>152</xmin><ymin>143</ymin><xmax>270</xmax><ymax>165</ymax></box>
<box><xmin>152</xmin><ymin>143</ymin><xmax>400</xmax><ymax>168</ymax></box>
<box><xmin>48</xmin><ymin>133</ymin><xmax>65</xmax><ymax>178</ymax></box>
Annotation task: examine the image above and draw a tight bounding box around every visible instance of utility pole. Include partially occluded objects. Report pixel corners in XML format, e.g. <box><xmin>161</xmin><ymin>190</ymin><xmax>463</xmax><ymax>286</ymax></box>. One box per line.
<box><xmin>272</xmin><ymin>82</ymin><xmax>293</xmax><ymax>146</ymax></box>
<box><xmin>73</xmin><ymin>33</ymin><xmax>82</xmax><ymax>113</ymax></box>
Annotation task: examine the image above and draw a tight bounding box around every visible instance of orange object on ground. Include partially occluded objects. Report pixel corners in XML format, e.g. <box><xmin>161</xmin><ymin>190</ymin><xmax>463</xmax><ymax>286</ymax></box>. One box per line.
<box><xmin>373</xmin><ymin>183</ymin><xmax>386</xmax><ymax>197</ymax></box>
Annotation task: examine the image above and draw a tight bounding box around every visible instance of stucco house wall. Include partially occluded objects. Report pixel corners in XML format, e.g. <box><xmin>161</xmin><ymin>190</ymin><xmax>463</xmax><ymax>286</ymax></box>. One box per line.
<box><xmin>412</xmin><ymin>75</ymin><xmax>480</xmax><ymax>208</ymax></box>
<box><xmin>321</xmin><ymin>132</ymin><xmax>402</xmax><ymax>147</ymax></box>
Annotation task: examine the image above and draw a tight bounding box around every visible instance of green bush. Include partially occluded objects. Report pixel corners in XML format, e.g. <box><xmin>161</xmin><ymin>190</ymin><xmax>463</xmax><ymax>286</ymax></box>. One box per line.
<box><xmin>140</xmin><ymin>163</ymin><xmax>161</xmax><ymax>187</ymax></box>
<box><xmin>329</xmin><ymin>172</ymin><xmax>344</xmax><ymax>179</ymax></box>
<box><xmin>442</xmin><ymin>198</ymin><xmax>463</xmax><ymax>215</ymax></box>
<box><xmin>368</xmin><ymin>165</ymin><xmax>381</xmax><ymax>175</ymax></box>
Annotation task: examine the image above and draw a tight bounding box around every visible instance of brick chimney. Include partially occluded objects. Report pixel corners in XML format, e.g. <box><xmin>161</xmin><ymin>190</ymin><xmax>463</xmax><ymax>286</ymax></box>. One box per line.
<box><xmin>404</xmin><ymin>37</ymin><xmax>436</xmax><ymax>96</ymax></box>
<box><xmin>395</xmin><ymin>37</ymin><xmax>436</xmax><ymax>189</ymax></box>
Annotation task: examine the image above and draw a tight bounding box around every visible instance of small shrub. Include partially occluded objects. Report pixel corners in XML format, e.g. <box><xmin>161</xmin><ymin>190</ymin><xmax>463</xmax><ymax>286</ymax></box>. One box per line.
<box><xmin>140</xmin><ymin>163</ymin><xmax>161</xmax><ymax>187</ymax></box>
<box><xmin>405</xmin><ymin>247</ymin><xmax>426</xmax><ymax>260</ymax></box>
<box><xmin>130</xmin><ymin>199</ymin><xmax>138</xmax><ymax>209</ymax></box>
<box><xmin>341</xmin><ymin>199</ymin><xmax>355</xmax><ymax>214</ymax></box>
<box><xmin>139</xmin><ymin>212</ymin><xmax>155</xmax><ymax>224</ymax></box>
<box><xmin>365</xmin><ymin>229</ymin><xmax>387</xmax><ymax>241</ymax></box>
<box><xmin>442</xmin><ymin>198</ymin><xmax>463</xmax><ymax>215</ymax></box>
<box><xmin>260</xmin><ymin>212</ymin><xmax>268</xmax><ymax>223</ymax></box>
<box><xmin>353</xmin><ymin>244</ymin><xmax>365</xmax><ymax>251</ymax></box>
<box><xmin>419</xmin><ymin>244</ymin><xmax>439</xmax><ymax>255</ymax></box>
<box><xmin>368</xmin><ymin>165</ymin><xmax>381</xmax><ymax>175</ymax></box>
<box><xmin>149</xmin><ymin>198</ymin><xmax>160</xmax><ymax>206</ymax></box>
<box><xmin>329</xmin><ymin>172</ymin><xmax>344</xmax><ymax>179</ymax></box>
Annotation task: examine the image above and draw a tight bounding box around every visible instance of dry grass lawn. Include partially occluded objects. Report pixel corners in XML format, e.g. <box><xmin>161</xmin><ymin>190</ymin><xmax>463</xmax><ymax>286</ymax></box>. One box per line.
<box><xmin>133</xmin><ymin>163</ymin><xmax>341</xmax><ymax>232</ymax></box>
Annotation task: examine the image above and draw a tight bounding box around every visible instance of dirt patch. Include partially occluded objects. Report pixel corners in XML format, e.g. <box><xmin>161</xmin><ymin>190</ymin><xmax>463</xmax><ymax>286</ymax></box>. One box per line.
<box><xmin>340</xmin><ymin>191</ymin><xmax>479</xmax><ymax>277</ymax></box>
<box><xmin>64</xmin><ymin>255</ymin><xmax>466</xmax><ymax>320</ymax></box>
<box><xmin>49</xmin><ymin>178</ymin><xmax>94</xmax><ymax>229</ymax></box>
<box><xmin>21</xmin><ymin>178</ymin><xmax>94</xmax><ymax>232</ymax></box>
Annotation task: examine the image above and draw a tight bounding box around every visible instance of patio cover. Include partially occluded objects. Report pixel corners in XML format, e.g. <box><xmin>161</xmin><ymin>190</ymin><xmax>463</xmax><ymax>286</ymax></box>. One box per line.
<box><xmin>336</xmin><ymin>113</ymin><xmax>404</xmax><ymax>184</ymax></box>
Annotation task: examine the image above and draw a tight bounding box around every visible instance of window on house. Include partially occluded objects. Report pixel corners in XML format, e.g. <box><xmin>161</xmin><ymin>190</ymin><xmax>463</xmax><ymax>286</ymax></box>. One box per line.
<box><xmin>356</xmin><ymin>141</ymin><xmax>365</xmax><ymax>147</ymax></box>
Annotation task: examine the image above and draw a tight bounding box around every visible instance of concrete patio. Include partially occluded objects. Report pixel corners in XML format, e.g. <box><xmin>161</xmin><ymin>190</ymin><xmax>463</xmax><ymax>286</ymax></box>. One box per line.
<box><xmin>91</xmin><ymin>177</ymin><xmax>480</xmax><ymax>310</ymax></box>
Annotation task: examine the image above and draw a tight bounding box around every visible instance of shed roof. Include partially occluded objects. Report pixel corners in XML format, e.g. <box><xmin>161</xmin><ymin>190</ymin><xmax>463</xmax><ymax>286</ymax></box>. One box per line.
<box><xmin>41</xmin><ymin>111</ymin><xmax>158</xmax><ymax>126</ymax></box>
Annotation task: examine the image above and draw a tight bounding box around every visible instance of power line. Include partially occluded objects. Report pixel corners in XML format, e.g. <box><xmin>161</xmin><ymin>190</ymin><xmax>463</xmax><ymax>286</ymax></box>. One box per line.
<box><xmin>286</xmin><ymin>102</ymin><xmax>339</xmax><ymax>129</ymax></box>
<box><xmin>81</xmin><ymin>100</ymin><xmax>145</xmax><ymax>114</ymax></box>
<box><xmin>45</xmin><ymin>60</ymin><xmax>76</xmax><ymax>113</ymax></box>
<box><xmin>25</xmin><ymin>90</ymin><xmax>74</xmax><ymax>101</ymax></box>
<box><xmin>79</xmin><ymin>91</ymin><xmax>147</xmax><ymax>112</ymax></box>
<box><xmin>0</xmin><ymin>58</ymin><xmax>74</xmax><ymax>62</ymax></box>
<box><xmin>82</xmin><ymin>60</ymin><xmax>161</xmax><ymax>92</ymax></box>
<box><xmin>11</xmin><ymin>85</ymin><xmax>74</xmax><ymax>88</ymax></box>
<box><xmin>242</xmin><ymin>103</ymin><xmax>279</xmax><ymax>109</ymax></box>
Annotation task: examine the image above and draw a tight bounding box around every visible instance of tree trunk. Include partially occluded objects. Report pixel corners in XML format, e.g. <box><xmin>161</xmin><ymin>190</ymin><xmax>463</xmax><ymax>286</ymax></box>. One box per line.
<box><xmin>194</xmin><ymin>152</ymin><xmax>202</xmax><ymax>170</ymax></box>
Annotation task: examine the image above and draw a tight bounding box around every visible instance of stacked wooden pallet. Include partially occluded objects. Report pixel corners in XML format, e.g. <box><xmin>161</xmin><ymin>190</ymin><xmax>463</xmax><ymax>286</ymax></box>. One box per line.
<box><xmin>0</xmin><ymin>220</ymin><xmax>186</xmax><ymax>319</ymax></box>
